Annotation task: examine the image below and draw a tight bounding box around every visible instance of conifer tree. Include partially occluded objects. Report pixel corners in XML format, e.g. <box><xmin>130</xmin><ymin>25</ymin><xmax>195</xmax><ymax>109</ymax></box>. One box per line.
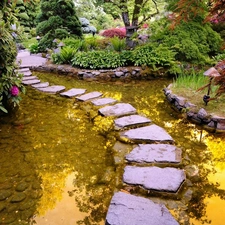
<box><xmin>36</xmin><ymin>0</ymin><xmax>82</xmax><ymax>52</ymax></box>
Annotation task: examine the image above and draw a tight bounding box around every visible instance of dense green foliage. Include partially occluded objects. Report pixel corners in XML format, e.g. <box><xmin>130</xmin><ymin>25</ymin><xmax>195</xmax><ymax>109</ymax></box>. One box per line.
<box><xmin>131</xmin><ymin>43</ymin><xmax>177</xmax><ymax>70</ymax></box>
<box><xmin>71</xmin><ymin>50</ymin><xmax>130</xmax><ymax>69</ymax></box>
<box><xmin>0</xmin><ymin>1</ymin><xmax>25</xmax><ymax>113</ymax></box>
<box><xmin>36</xmin><ymin>0</ymin><xmax>82</xmax><ymax>52</ymax></box>
<box><xmin>149</xmin><ymin>19</ymin><xmax>222</xmax><ymax>64</ymax></box>
<box><xmin>15</xmin><ymin>0</ymin><xmax>39</xmax><ymax>33</ymax></box>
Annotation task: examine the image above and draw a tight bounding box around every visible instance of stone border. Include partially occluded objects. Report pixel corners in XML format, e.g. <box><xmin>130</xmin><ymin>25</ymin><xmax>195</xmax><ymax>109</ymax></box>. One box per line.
<box><xmin>163</xmin><ymin>85</ymin><xmax>225</xmax><ymax>133</ymax></box>
<box><xmin>26</xmin><ymin>63</ymin><xmax>156</xmax><ymax>81</ymax></box>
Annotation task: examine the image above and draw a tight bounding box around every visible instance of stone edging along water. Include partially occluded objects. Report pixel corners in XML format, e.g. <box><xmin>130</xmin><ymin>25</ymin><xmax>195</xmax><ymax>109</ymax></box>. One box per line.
<box><xmin>18</xmin><ymin>66</ymin><xmax>189</xmax><ymax>225</ymax></box>
<box><xmin>163</xmin><ymin>84</ymin><xmax>225</xmax><ymax>133</ymax></box>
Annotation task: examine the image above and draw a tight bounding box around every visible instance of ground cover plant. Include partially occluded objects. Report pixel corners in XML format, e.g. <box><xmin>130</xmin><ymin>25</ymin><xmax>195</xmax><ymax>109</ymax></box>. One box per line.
<box><xmin>171</xmin><ymin>67</ymin><xmax>225</xmax><ymax>117</ymax></box>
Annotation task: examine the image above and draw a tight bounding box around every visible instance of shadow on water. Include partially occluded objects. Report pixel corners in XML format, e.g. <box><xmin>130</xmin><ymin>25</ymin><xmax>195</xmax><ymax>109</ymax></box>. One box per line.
<box><xmin>0</xmin><ymin>72</ymin><xmax>225</xmax><ymax>224</ymax></box>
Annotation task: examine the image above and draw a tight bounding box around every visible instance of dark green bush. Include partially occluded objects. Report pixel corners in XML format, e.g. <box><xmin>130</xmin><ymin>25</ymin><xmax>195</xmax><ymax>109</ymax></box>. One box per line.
<box><xmin>36</xmin><ymin>0</ymin><xmax>82</xmax><ymax>52</ymax></box>
<box><xmin>150</xmin><ymin>19</ymin><xmax>223</xmax><ymax>64</ymax></box>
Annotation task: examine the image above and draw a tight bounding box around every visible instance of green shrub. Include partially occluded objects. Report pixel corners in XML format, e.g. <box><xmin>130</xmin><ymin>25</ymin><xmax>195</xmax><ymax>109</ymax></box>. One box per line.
<box><xmin>36</xmin><ymin>0</ymin><xmax>82</xmax><ymax>52</ymax></box>
<box><xmin>109</xmin><ymin>36</ymin><xmax>126</xmax><ymax>52</ymax></box>
<box><xmin>131</xmin><ymin>43</ymin><xmax>177</xmax><ymax>71</ymax></box>
<box><xmin>71</xmin><ymin>50</ymin><xmax>129</xmax><ymax>69</ymax></box>
<box><xmin>55</xmin><ymin>28</ymin><xmax>69</xmax><ymax>40</ymax></box>
<box><xmin>0</xmin><ymin>1</ymin><xmax>25</xmax><ymax>113</ymax></box>
<box><xmin>51</xmin><ymin>46</ymin><xmax>77</xmax><ymax>64</ymax></box>
<box><xmin>150</xmin><ymin>19</ymin><xmax>223</xmax><ymax>64</ymax></box>
<box><xmin>29</xmin><ymin>43</ymin><xmax>39</xmax><ymax>54</ymax></box>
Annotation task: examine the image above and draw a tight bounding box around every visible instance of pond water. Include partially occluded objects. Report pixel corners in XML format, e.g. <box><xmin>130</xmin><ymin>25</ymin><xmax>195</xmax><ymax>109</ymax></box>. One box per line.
<box><xmin>0</xmin><ymin>72</ymin><xmax>225</xmax><ymax>225</ymax></box>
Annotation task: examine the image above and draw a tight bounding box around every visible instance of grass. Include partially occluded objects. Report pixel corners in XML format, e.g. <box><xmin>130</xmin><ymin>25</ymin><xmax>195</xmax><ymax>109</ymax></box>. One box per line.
<box><xmin>171</xmin><ymin>69</ymin><xmax>225</xmax><ymax>117</ymax></box>
<box><xmin>22</xmin><ymin>37</ymin><xmax>37</xmax><ymax>49</ymax></box>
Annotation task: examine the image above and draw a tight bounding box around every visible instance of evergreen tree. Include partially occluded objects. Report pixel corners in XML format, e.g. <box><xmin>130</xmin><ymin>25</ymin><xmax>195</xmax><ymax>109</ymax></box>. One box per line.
<box><xmin>15</xmin><ymin>0</ymin><xmax>40</xmax><ymax>32</ymax></box>
<box><xmin>36</xmin><ymin>0</ymin><xmax>82</xmax><ymax>52</ymax></box>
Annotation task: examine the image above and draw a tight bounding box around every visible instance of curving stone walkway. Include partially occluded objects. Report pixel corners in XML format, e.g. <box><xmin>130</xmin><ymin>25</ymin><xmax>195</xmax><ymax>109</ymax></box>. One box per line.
<box><xmin>18</xmin><ymin>64</ymin><xmax>185</xmax><ymax>224</ymax></box>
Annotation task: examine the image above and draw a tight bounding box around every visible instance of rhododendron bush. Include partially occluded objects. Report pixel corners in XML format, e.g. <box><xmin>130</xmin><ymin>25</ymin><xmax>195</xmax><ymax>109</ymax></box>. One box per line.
<box><xmin>0</xmin><ymin>0</ymin><xmax>25</xmax><ymax>113</ymax></box>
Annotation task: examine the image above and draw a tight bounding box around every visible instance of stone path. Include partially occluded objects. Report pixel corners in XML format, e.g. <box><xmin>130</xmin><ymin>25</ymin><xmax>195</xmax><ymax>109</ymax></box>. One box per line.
<box><xmin>18</xmin><ymin>66</ymin><xmax>185</xmax><ymax>224</ymax></box>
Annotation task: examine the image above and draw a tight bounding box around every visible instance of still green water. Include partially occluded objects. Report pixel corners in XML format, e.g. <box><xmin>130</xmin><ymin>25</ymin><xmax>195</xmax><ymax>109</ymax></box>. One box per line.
<box><xmin>0</xmin><ymin>72</ymin><xmax>225</xmax><ymax>225</ymax></box>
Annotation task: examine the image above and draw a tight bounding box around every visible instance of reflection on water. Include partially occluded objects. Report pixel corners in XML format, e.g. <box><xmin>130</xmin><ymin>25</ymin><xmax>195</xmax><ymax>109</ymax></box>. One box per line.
<box><xmin>0</xmin><ymin>72</ymin><xmax>225</xmax><ymax>224</ymax></box>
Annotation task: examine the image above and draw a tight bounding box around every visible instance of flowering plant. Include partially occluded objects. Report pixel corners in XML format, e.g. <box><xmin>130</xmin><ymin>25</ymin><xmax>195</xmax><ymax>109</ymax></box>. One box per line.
<box><xmin>0</xmin><ymin>0</ymin><xmax>26</xmax><ymax>113</ymax></box>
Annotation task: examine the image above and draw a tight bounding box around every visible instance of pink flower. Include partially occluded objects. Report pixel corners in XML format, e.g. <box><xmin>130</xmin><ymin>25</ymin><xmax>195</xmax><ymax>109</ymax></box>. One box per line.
<box><xmin>10</xmin><ymin>86</ymin><xmax>19</xmax><ymax>96</ymax></box>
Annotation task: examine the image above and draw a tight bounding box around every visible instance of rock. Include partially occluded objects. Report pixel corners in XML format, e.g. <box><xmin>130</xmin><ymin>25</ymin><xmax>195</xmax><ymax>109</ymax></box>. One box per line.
<box><xmin>15</xmin><ymin>68</ymin><xmax>30</xmax><ymax>73</ymax></box>
<box><xmin>197</xmin><ymin>108</ymin><xmax>208</xmax><ymax>119</ymax></box>
<box><xmin>114</xmin><ymin>115</ymin><xmax>151</xmax><ymax>129</ymax></box>
<box><xmin>99</xmin><ymin>103</ymin><xmax>137</xmax><ymax>117</ymax></box>
<box><xmin>126</xmin><ymin>144</ymin><xmax>182</xmax><ymax>164</ymax></box>
<box><xmin>123</xmin><ymin>166</ymin><xmax>185</xmax><ymax>192</ymax></box>
<box><xmin>0</xmin><ymin>190</ymin><xmax>12</xmax><ymax>201</ymax></box>
<box><xmin>15</xmin><ymin>182</ymin><xmax>29</xmax><ymax>192</ymax></box>
<box><xmin>175</xmin><ymin>96</ymin><xmax>186</xmax><ymax>106</ymax></box>
<box><xmin>22</xmin><ymin>76</ymin><xmax>37</xmax><ymax>81</ymax></box>
<box><xmin>184</xmin><ymin>165</ymin><xmax>199</xmax><ymax>180</ymax></box>
<box><xmin>120</xmin><ymin>124</ymin><xmax>174</xmax><ymax>143</ymax></box>
<box><xmin>105</xmin><ymin>191</ymin><xmax>179</xmax><ymax>225</ymax></box>
<box><xmin>60</xmin><ymin>88</ymin><xmax>86</xmax><ymax>97</ymax></box>
<box><xmin>115</xmin><ymin>71</ymin><xmax>124</xmax><ymax>77</ymax></box>
<box><xmin>10</xmin><ymin>193</ymin><xmax>26</xmax><ymax>202</ymax></box>
<box><xmin>76</xmin><ymin>91</ymin><xmax>103</xmax><ymax>101</ymax></box>
<box><xmin>91</xmin><ymin>98</ymin><xmax>117</xmax><ymax>106</ymax></box>
<box><xmin>22</xmin><ymin>71</ymin><xmax>32</xmax><ymax>76</ymax></box>
<box><xmin>22</xmin><ymin>79</ymin><xmax>40</xmax><ymax>85</ymax></box>
<box><xmin>32</xmin><ymin>82</ymin><xmax>49</xmax><ymax>88</ymax></box>
<box><xmin>37</xmin><ymin>85</ymin><xmax>65</xmax><ymax>94</ymax></box>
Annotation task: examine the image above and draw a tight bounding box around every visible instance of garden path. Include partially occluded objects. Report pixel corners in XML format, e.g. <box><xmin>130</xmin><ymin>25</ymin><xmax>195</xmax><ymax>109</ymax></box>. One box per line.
<box><xmin>17</xmin><ymin>53</ymin><xmax>184</xmax><ymax>224</ymax></box>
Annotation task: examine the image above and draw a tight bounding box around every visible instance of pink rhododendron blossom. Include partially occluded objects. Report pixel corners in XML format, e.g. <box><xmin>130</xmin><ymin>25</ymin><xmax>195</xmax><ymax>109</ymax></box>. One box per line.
<box><xmin>10</xmin><ymin>86</ymin><xmax>19</xmax><ymax>96</ymax></box>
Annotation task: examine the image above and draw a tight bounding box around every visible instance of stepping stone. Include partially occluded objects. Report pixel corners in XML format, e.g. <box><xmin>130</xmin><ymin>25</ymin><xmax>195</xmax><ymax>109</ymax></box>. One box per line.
<box><xmin>126</xmin><ymin>144</ymin><xmax>182</xmax><ymax>164</ymax></box>
<box><xmin>22</xmin><ymin>76</ymin><xmax>37</xmax><ymax>81</ymax></box>
<box><xmin>22</xmin><ymin>79</ymin><xmax>40</xmax><ymax>85</ymax></box>
<box><xmin>123</xmin><ymin>166</ymin><xmax>185</xmax><ymax>192</ymax></box>
<box><xmin>22</xmin><ymin>71</ymin><xmax>32</xmax><ymax>76</ymax></box>
<box><xmin>91</xmin><ymin>97</ymin><xmax>117</xmax><ymax>106</ymax></box>
<box><xmin>15</xmin><ymin>68</ymin><xmax>30</xmax><ymax>73</ymax></box>
<box><xmin>76</xmin><ymin>91</ymin><xmax>102</xmax><ymax>101</ymax></box>
<box><xmin>32</xmin><ymin>82</ymin><xmax>49</xmax><ymax>88</ymax></box>
<box><xmin>105</xmin><ymin>191</ymin><xmax>179</xmax><ymax>225</ymax></box>
<box><xmin>37</xmin><ymin>85</ymin><xmax>65</xmax><ymax>94</ymax></box>
<box><xmin>120</xmin><ymin>124</ymin><xmax>173</xmax><ymax>143</ymax></box>
<box><xmin>114</xmin><ymin>115</ymin><xmax>151</xmax><ymax>129</ymax></box>
<box><xmin>60</xmin><ymin>88</ymin><xmax>86</xmax><ymax>98</ymax></box>
<box><xmin>99</xmin><ymin>103</ymin><xmax>136</xmax><ymax>117</ymax></box>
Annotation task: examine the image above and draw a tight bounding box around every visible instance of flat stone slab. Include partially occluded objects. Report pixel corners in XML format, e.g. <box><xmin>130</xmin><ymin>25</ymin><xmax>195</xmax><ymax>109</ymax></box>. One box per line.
<box><xmin>37</xmin><ymin>85</ymin><xmax>65</xmax><ymax>94</ymax></box>
<box><xmin>22</xmin><ymin>79</ymin><xmax>40</xmax><ymax>85</ymax></box>
<box><xmin>21</xmin><ymin>71</ymin><xmax>32</xmax><ymax>76</ymax></box>
<box><xmin>99</xmin><ymin>103</ymin><xmax>137</xmax><ymax>117</ymax></box>
<box><xmin>114</xmin><ymin>115</ymin><xmax>151</xmax><ymax>129</ymax></box>
<box><xmin>105</xmin><ymin>191</ymin><xmax>179</xmax><ymax>225</ymax></box>
<box><xmin>15</xmin><ymin>68</ymin><xmax>30</xmax><ymax>73</ymax></box>
<box><xmin>120</xmin><ymin>124</ymin><xmax>173</xmax><ymax>143</ymax></box>
<box><xmin>32</xmin><ymin>82</ymin><xmax>49</xmax><ymax>88</ymax></box>
<box><xmin>126</xmin><ymin>144</ymin><xmax>182</xmax><ymax>164</ymax></box>
<box><xmin>123</xmin><ymin>166</ymin><xmax>185</xmax><ymax>192</ymax></box>
<box><xmin>22</xmin><ymin>76</ymin><xmax>37</xmax><ymax>81</ymax></box>
<box><xmin>76</xmin><ymin>91</ymin><xmax>102</xmax><ymax>101</ymax></box>
<box><xmin>60</xmin><ymin>88</ymin><xmax>86</xmax><ymax>97</ymax></box>
<box><xmin>91</xmin><ymin>97</ymin><xmax>117</xmax><ymax>106</ymax></box>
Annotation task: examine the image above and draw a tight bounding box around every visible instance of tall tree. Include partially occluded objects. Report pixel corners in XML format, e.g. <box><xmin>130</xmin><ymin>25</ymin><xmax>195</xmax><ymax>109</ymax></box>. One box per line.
<box><xmin>36</xmin><ymin>0</ymin><xmax>82</xmax><ymax>52</ymax></box>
